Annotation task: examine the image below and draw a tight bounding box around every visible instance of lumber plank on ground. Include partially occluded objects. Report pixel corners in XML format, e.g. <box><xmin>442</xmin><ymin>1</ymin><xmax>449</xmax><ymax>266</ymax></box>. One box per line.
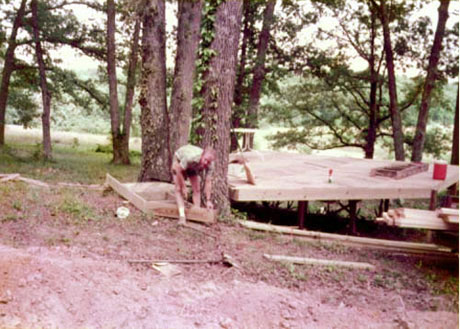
<box><xmin>0</xmin><ymin>173</ymin><xmax>20</xmax><ymax>182</ymax></box>
<box><xmin>380</xmin><ymin>208</ymin><xmax>458</xmax><ymax>230</ymax></box>
<box><xmin>263</xmin><ymin>254</ymin><xmax>375</xmax><ymax>270</ymax></box>
<box><xmin>239</xmin><ymin>220</ymin><xmax>454</xmax><ymax>255</ymax></box>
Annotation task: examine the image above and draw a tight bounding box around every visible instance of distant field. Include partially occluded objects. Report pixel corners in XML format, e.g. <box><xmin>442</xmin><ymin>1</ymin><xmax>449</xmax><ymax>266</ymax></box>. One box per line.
<box><xmin>5</xmin><ymin>125</ymin><xmax>142</xmax><ymax>152</ymax></box>
<box><xmin>4</xmin><ymin>124</ymin><xmax>446</xmax><ymax>162</ymax></box>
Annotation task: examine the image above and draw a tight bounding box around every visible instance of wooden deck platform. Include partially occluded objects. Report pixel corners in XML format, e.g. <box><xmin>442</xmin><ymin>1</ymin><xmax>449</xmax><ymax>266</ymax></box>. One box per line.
<box><xmin>228</xmin><ymin>151</ymin><xmax>459</xmax><ymax>202</ymax></box>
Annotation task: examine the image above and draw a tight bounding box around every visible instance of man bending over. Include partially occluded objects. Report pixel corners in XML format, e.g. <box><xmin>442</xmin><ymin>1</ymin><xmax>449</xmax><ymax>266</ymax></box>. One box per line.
<box><xmin>171</xmin><ymin>144</ymin><xmax>216</xmax><ymax>224</ymax></box>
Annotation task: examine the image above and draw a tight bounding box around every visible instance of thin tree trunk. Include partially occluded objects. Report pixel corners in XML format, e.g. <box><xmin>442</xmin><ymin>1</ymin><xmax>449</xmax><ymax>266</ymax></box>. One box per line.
<box><xmin>231</xmin><ymin>0</ymin><xmax>254</xmax><ymax>151</ymax></box>
<box><xmin>201</xmin><ymin>0</ymin><xmax>243</xmax><ymax>216</ymax></box>
<box><xmin>119</xmin><ymin>16</ymin><xmax>141</xmax><ymax>165</ymax></box>
<box><xmin>169</xmin><ymin>0</ymin><xmax>202</xmax><ymax>154</ymax></box>
<box><xmin>451</xmin><ymin>85</ymin><xmax>459</xmax><ymax>165</ymax></box>
<box><xmin>379</xmin><ymin>0</ymin><xmax>405</xmax><ymax>161</ymax></box>
<box><xmin>411</xmin><ymin>0</ymin><xmax>450</xmax><ymax>162</ymax></box>
<box><xmin>365</xmin><ymin>7</ymin><xmax>378</xmax><ymax>159</ymax></box>
<box><xmin>107</xmin><ymin>0</ymin><xmax>123</xmax><ymax>164</ymax></box>
<box><xmin>138</xmin><ymin>0</ymin><xmax>171</xmax><ymax>182</ymax></box>
<box><xmin>247</xmin><ymin>0</ymin><xmax>276</xmax><ymax>148</ymax></box>
<box><xmin>31</xmin><ymin>0</ymin><xmax>52</xmax><ymax>160</ymax></box>
<box><xmin>0</xmin><ymin>0</ymin><xmax>27</xmax><ymax>146</ymax></box>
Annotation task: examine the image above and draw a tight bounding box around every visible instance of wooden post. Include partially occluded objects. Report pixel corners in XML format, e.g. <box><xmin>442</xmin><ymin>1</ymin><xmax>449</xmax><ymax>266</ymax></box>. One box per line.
<box><xmin>298</xmin><ymin>201</ymin><xmax>308</xmax><ymax>229</ymax></box>
<box><xmin>429</xmin><ymin>190</ymin><xmax>437</xmax><ymax>210</ymax></box>
<box><xmin>349</xmin><ymin>200</ymin><xmax>358</xmax><ymax>235</ymax></box>
<box><xmin>384</xmin><ymin>199</ymin><xmax>390</xmax><ymax>212</ymax></box>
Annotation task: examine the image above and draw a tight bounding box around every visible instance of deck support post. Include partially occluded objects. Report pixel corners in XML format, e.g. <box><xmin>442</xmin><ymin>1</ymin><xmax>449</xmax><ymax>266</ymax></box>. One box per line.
<box><xmin>297</xmin><ymin>201</ymin><xmax>308</xmax><ymax>229</ymax></box>
<box><xmin>429</xmin><ymin>190</ymin><xmax>437</xmax><ymax>210</ymax></box>
<box><xmin>349</xmin><ymin>200</ymin><xmax>358</xmax><ymax>235</ymax></box>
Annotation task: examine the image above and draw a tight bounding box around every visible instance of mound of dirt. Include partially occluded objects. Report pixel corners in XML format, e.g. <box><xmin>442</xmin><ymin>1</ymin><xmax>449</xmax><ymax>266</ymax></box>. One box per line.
<box><xmin>0</xmin><ymin>244</ymin><xmax>457</xmax><ymax>329</ymax></box>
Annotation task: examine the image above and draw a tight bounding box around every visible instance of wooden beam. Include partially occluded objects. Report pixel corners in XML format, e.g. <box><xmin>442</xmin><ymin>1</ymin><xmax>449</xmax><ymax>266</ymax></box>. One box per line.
<box><xmin>105</xmin><ymin>173</ymin><xmax>148</xmax><ymax>212</ymax></box>
<box><xmin>239</xmin><ymin>220</ymin><xmax>454</xmax><ymax>255</ymax></box>
<box><xmin>263</xmin><ymin>254</ymin><xmax>376</xmax><ymax>270</ymax></box>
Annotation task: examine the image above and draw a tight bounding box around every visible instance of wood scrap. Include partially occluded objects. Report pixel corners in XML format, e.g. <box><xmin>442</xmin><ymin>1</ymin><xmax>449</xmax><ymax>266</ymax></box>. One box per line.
<box><xmin>263</xmin><ymin>254</ymin><xmax>376</xmax><ymax>270</ymax></box>
<box><xmin>0</xmin><ymin>173</ymin><xmax>20</xmax><ymax>182</ymax></box>
<box><xmin>128</xmin><ymin>253</ymin><xmax>237</xmax><ymax>268</ymax></box>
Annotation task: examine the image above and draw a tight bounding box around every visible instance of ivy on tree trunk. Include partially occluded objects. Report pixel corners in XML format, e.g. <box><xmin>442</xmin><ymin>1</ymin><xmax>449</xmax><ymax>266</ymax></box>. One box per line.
<box><xmin>138</xmin><ymin>0</ymin><xmax>171</xmax><ymax>183</ymax></box>
<box><xmin>200</xmin><ymin>0</ymin><xmax>243</xmax><ymax>217</ymax></box>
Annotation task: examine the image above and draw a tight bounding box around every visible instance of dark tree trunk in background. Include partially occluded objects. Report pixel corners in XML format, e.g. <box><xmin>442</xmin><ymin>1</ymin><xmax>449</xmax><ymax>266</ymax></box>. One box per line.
<box><xmin>379</xmin><ymin>0</ymin><xmax>405</xmax><ymax>161</ymax></box>
<box><xmin>107</xmin><ymin>0</ymin><xmax>123</xmax><ymax>164</ymax></box>
<box><xmin>138</xmin><ymin>0</ymin><xmax>171</xmax><ymax>182</ymax></box>
<box><xmin>0</xmin><ymin>0</ymin><xmax>27</xmax><ymax>146</ymax></box>
<box><xmin>200</xmin><ymin>0</ymin><xmax>243</xmax><ymax>216</ymax></box>
<box><xmin>365</xmin><ymin>7</ymin><xmax>379</xmax><ymax>159</ymax></box>
<box><xmin>119</xmin><ymin>16</ymin><xmax>141</xmax><ymax>165</ymax></box>
<box><xmin>31</xmin><ymin>0</ymin><xmax>52</xmax><ymax>160</ymax></box>
<box><xmin>170</xmin><ymin>0</ymin><xmax>202</xmax><ymax>154</ymax></box>
<box><xmin>247</xmin><ymin>0</ymin><xmax>276</xmax><ymax>148</ymax></box>
<box><xmin>451</xmin><ymin>86</ymin><xmax>459</xmax><ymax>165</ymax></box>
<box><xmin>411</xmin><ymin>0</ymin><xmax>450</xmax><ymax>162</ymax></box>
<box><xmin>231</xmin><ymin>0</ymin><xmax>255</xmax><ymax>151</ymax></box>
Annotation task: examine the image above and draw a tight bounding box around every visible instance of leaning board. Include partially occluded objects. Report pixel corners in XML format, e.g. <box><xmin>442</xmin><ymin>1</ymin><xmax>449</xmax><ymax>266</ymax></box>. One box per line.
<box><xmin>105</xmin><ymin>174</ymin><xmax>216</xmax><ymax>224</ymax></box>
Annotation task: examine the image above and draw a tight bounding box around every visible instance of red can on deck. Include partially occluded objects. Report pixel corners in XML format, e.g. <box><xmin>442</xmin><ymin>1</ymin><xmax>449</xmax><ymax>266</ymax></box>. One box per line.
<box><xmin>433</xmin><ymin>161</ymin><xmax>447</xmax><ymax>180</ymax></box>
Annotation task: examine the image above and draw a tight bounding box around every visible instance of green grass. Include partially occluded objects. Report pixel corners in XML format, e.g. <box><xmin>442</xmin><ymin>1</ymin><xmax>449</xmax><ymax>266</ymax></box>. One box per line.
<box><xmin>0</xmin><ymin>142</ymin><xmax>140</xmax><ymax>184</ymax></box>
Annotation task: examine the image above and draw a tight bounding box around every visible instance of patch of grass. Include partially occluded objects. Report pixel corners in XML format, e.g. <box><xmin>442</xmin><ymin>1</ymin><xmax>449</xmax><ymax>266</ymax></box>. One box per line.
<box><xmin>1</xmin><ymin>214</ymin><xmax>20</xmax><ymax>223</ymax></box>
<box><xmin>0</xmin><ymin>142</ymin><xmax>141</xmax><ymax>185</ymax></box>
<box><xmin>247</xmin><ymin>230</ymin><xmax>266</xmax><ymax>241</ymax></box>
<box><xmin>12</xmin><ymin>200</ymin><xmax>22</xmax><ymax>211</ymax></box>
<box><xmin>52</xmin><ymin>191</ymin><xmax>99</xmax><ymax>224</ymax></box>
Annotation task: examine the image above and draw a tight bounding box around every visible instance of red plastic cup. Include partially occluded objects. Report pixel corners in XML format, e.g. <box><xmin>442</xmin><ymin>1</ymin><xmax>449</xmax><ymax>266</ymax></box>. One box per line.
<box><xmin>433</xmin><ymin>161</ymin><xmax>447</xmax><ymax>180</ymax></box>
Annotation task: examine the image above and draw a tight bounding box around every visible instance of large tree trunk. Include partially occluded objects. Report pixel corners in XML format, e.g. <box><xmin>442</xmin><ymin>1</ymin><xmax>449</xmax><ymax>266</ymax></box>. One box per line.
<box><xmin>247</xmin><ymin>0</ymin><xmax>276</xmax><ymax>148</ymax></box>
<box><xmin>231</xmin><ymin>0</ymin><xmax>255</xmax><ymax>151</ymax></box>
<box><xmin>107</xmin><ymin>0</ymin><xmax>123</xmax><ymax>164</ymax></box>
<box><xmin>379</xmin><ymin>0</ymin><xmax>405</xmax><ymax>161</ymax></box>
<box><xmin>138</xmin><ymin>0</ymin><xmax>171</xmax><ymax>182</ymax></box>
<box><xmin>31</xmin><ymin>0</ymin><xmax>52</xmax><ymax>160</ymax></box>
<box><xmin>0</xmin><ymin>0</ymin><xmax>27</xmax><ymax>146</ymax></box>
<box><xmin>411</xmin><ymin>0</ymin><xmax>450</xmax><ymax>162</ymax></box>
<box><xmin>119</xmin><ymin>16</ymin><xmax>141</xmax><ymax>165</ymax></box>
<box><xmin>201</xmin><ymin>0</ymin><xmax>243</xmax><ymax>216</ymax></box>
<box><xmin>169</xmin><ymin>0</ymin><xmax>202</xmax><ymax>154</ymax></box>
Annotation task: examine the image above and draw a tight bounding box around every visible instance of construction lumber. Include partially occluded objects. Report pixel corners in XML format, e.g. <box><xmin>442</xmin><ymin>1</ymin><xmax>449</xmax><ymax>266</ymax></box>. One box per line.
<box><xmin>239</xmin><ymin>220</ymin><xmax>454</xmax><ymax>256</ymax></box>
<box><xmin>105</xmin><ymin>173</ymin><xmax>216</xmax><ymax>224</ymax></box>
<box><xmin>263</xmin><ymin>254</ymin><xmax>375</xmax><ymax>270</ymax></box>
<box><xmin>379</xmin><ymin>208</ymin><xmax>458</xmax><ymax>230</ymax></box>
<box><xmin>437</xmin><ymin>208</ymin><xmax>459</xmax><ymax>224</ymax></box>
<box><xmin>370</xmin><ymin>163</ymin><xmax>428</xmax><ymax>179</ymax></box>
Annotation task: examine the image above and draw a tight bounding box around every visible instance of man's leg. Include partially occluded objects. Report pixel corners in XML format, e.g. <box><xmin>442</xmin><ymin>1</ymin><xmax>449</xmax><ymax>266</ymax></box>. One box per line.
<box><xmin>189</xmin><ymin>174</ymin><xmax>201</xmax><ymax>207</ymax></box>
<box><xmin>172</xmin><ymin>161</ymin><xmax>187</xmax><ymax>224</ymax></box>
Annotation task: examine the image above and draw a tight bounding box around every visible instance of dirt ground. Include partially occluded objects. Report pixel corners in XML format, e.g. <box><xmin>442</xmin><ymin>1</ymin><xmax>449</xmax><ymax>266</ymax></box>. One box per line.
<box><xmin>0</xmin><ymin>181</ymin><xmax>458</xmax><ymax>329</ymax></box>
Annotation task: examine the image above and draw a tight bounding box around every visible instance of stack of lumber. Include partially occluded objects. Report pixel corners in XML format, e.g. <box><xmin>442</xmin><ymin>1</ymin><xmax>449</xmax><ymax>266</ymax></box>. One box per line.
<box><xmin>377</xmin><ymin>207</ymin><xmax>459</xmax><ymax>230</ymax></box>
<box><xmin>370</xmin><ymin>162</ymin><xmax>428</xmax><ymax>179</ymax></box>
